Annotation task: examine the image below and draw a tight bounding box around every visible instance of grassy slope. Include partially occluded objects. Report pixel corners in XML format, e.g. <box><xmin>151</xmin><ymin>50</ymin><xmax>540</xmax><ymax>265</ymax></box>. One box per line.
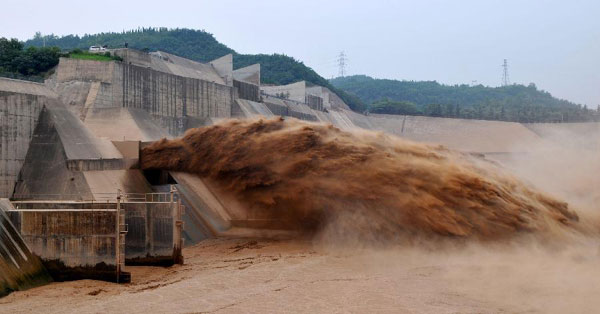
<box><xmin>68</xmin><ymin>52</ymin><xmax>113</xmax><ymax>61</ymax></box>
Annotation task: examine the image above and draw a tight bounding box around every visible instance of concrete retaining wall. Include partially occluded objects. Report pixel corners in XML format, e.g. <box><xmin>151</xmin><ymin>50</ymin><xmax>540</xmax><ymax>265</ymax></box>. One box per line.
<box><xmin>11</xmin><ymin>199</ymin><xmax>183</xmax><ymax>266</ymax></box>
<box><xmin>57</xmin><ymin>58</ymin><xmax>115</xmax><ymax>83</ymax></box>
<box><xmin>122</xmin><ymin>201</ymin><xmax>183</xmax><ymax>265</ymax></box>
<box><xmin>8</xmin><ymin>206</ymin><xmax>123</xmax><ymax>282</ymax></box>
<box><xmin>234</xmin><ymin>79</ymin><xmax>260</xmax><ymax>102</ymax></box>
<box><xmin>305</xmin><ymin>94</ymin><xmax>324</xmax><ymax>111</ymax></box>
<box><xmin>117</xmin><ymin>62</ymin><xmax>233</xmax><ymax>134</ymax></box>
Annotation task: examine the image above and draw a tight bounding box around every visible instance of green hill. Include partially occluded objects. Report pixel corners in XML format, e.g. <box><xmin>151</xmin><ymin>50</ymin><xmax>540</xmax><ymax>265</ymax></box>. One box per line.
<box><xmin>330</xmin><ymin>75</ymin><xmax>596</xmax><ymax>122</ymax></box>
<box><xmin>25</xmin><ymin>28</ymin><xmax>364</xmax><ymax>111</ymax></box>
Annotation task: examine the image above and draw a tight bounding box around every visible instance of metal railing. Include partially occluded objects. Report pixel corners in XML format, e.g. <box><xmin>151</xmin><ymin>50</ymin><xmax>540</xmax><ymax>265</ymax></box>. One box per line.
<box><xmin>11</xmin><ymin>188</ymin><xmax>178</xmax><ymax>203</ymax></box>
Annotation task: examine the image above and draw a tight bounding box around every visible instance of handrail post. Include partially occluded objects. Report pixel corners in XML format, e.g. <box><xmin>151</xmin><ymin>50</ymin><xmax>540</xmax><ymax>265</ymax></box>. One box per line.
<box><xmin>116</xmin><ymin>189</ymin><xmax>121</xmax><ymax>283</ymax></box>
<box><xmin>116</xmin><ymin>189</ymin><xmax>127</xmax><ymax>283</ymax></box>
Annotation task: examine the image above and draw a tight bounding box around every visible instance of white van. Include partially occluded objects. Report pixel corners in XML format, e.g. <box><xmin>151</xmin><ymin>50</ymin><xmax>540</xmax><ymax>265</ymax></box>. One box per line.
<box><xmin>89</xmin><ymin>46</ymin><xmax>107</xmax><ymax>52</ymax></box>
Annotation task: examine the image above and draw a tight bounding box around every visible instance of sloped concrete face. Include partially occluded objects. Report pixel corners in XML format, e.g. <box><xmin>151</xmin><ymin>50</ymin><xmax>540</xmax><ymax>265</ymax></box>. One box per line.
<box><xmin>306</xmin><ymin>86</ymin><xmax>350</xmax><ymax>110</ymax></box>
<box><xmin>525</xmin><ymin>122</ymin><xmax>600</xmax><ymax>150</ymax></box>
<box><xmin>368</xmin><ymin>114</ymin><xmax>543</xmax><ymax>153</ymax></box>
<box><xmin>47</xmin><ymin>103</ymin><xmax>123</xmax><ymax>161</ymax></box>
<box><xmin>234</xmin><ymin>99</ymin><xmax>274</xmax><ymax>118</ymax></box>
<box><xmin>0</xmin><ymin>199</ymin><xmax>51</xmax><ymax>297</ymax></box>
<box><xmin>233</xmin><ymin>63</ymin><xmax>260</xmax><ymax>85</ymax></box>
<box><xmin>261</xmin><ymin>94</ymin><xmax>319</xmax><ymax>121</ymax></box>
<box><xmin>85</xmin><ymin>107</ymin><xmax>171</xmax><ymax>142</ymax></box>
<box><xmin>261</xmin><ymin>81</ymin><xmax>306</xmax><ymax>103</ymax></box>
<box><xmin>114</xmin><ymin>49</ymin><xmax>227</xmax><ymax>85</ymax></box>
<box><xmin>0</xmin><ymin>78</ymin><xmax>57</xmax><ymax>98</ymax></box>
<box><xmin>209</xmin><ymin>54</ymin><xmax>233</xmax><ymax>86</ymax></box>
<box><xmin>170</xmin><ymin>172</ymin><xmax>230</xmax><ymax>244</ymax></box>
<box><xmin>152</xmin><ymin>50</ymin><xmax>227</xmax><ymax>84</ymax></box>
<box><xmin>12</xmin><ymin>107</ymin><xmax>94</xmax><ymax>201</ymax></box>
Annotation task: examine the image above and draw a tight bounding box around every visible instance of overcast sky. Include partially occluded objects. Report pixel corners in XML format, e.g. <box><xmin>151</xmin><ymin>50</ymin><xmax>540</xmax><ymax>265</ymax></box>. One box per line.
<box><xmin>2</xmin><ymin>0</ymin><xmax>599</xmax><ymax>106</ymax></box>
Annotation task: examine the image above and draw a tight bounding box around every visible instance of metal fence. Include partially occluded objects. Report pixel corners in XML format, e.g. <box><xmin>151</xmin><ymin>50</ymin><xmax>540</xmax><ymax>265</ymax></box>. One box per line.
<box><xmin>11</xmin><ymin>186</ymin><xmax>179</xmax><ymax>203</ymax></box>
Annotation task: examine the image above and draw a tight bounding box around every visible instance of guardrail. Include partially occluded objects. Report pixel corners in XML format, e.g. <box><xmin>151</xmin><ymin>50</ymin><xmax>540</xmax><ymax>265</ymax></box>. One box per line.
<box><xmin>12</xmin><ymin>187</ymin><xmax>179</xmax><ymax>203</ymax></box>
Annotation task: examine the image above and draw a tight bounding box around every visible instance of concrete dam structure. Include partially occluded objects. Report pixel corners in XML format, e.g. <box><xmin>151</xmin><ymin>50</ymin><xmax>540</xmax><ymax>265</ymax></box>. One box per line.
<box><xmin>0</xmin><ymin>48</ymin><xmax>592</xmax><ymax>296</ymax></box>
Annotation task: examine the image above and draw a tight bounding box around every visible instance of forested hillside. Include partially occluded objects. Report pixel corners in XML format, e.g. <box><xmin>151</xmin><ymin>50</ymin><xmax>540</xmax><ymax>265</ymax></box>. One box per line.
<box><xmin>0</xmin><ymin>37</ymin><xmax>61</xmax><ymax>81</ymax></box>
<box><xmin>331</xmin><ymin>75</ymin><xmax>597</xmax><ymax>122</ymax></box>
<box><xmin>25</xmin><ymin>28</ymin><xmax>364</xmax><ymax>111</ymax></box>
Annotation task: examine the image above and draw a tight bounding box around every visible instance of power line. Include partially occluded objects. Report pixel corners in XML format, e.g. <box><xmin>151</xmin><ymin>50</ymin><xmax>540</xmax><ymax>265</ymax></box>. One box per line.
<box><xmin>501</xmin><ymin>59</ymin><xmax>510</xmax><ymax>86</ymax></box>
<box><xmin>337</xmin><ymin>51</ymin><xmax>347</xmax><ymax>77</ymax></box>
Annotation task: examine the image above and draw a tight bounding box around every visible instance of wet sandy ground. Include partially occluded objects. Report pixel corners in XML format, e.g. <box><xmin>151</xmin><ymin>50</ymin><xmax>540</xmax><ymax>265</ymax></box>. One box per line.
<box><xmin>2</xmin><ymin>237</ymin><xmax>599</xmax><ymax>314</ymax></box>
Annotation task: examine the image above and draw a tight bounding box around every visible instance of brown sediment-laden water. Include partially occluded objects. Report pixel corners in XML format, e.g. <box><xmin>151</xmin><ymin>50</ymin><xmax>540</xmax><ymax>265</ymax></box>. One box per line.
<box><xmin>141</xmin><ymin>117</ymin><xmax>583</xmax><ymax>242</ymax></box>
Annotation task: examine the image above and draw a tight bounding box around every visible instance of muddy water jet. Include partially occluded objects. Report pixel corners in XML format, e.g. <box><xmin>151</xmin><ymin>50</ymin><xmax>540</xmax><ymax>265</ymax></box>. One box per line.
<box><xmin>141</xmin><ymin>118</ymin><xmax>580</xmax><ymax>242</ymax></box>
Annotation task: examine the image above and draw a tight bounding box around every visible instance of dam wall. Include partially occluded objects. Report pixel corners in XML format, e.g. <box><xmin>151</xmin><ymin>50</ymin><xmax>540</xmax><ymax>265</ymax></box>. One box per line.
<box><xmin>262</xmin><ymin>95</ymin><xmax>318</xmax><ymax>121</ymax></box>
<box><xmin>56</xmin><ymin>58</ymin><xmax>234</xmax><ymax>135</ymax></box>
<box><xmin>304</xmin><ymin>109</ymin><xmax>545</xmax><ymax>154</ymax></box>
<box><xmin>366</xmin><ymin>114</ymin><xmax>543</xmax><ymax>153</ymax></box>
<box><xmin>116</xmin><ymin>62</ymin><xmax>233</xmax><ymax>134</ymax></box>
<box><xmin>524</xmin><ymin>122</ymin><xmax>600</xmax><ymax>150</ymax></box>
<box><xmin>0</xmin><ymin>79</ymin><xmax>56</xmax><ymax>198</ymax></box>
<box><xmin>234</xmin><ymin>79</ymin><xmax>260</xmax><ymax>102</ymax></box>
<box><xmin>0</xmin><ymin>199</ymin><xmax>50</xmax><ymax>297</ymax></box>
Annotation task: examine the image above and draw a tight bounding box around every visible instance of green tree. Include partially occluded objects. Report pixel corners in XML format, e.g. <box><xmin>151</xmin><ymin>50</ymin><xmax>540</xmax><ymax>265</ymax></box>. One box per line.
<box><xmin>0</xmin><ymin>37</ymin><xmax>61</xmax><ymax>77</ymax></box>
<box><xmin>0</xmin><ymin>38</ymin><xmax>24</xmax><ymax>72</ymax></box>
<box><xmin>370</xmin><ymin>98</ymin><xmax>421</xmax><ymax>115</ymax></box>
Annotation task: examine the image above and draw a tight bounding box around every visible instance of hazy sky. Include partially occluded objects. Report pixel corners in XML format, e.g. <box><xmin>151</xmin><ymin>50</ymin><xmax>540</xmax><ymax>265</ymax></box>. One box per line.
<box><xmin>2</xmin><ymin>0</ymin><xmax>599</xmax><ymax>106</ymax></box>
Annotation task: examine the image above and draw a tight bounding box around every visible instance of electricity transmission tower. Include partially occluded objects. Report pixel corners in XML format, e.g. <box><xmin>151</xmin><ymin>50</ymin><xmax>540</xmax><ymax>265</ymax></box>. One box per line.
<box><xmin>337</xmin><ymin>51</ymin><xmax>347</xmax><ymax>77</ymax></box>
<box><xmin>501</xmin><ymin>59</ymin><xmax>510</xmax><ymax>86</ymax></box>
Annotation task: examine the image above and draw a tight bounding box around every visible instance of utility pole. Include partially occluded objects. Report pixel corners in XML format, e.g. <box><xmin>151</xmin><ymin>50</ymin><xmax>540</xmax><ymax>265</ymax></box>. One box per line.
<box><xmin>501</xmin><ymin>59</ymin><xmax>510</xmax><ymax>86</ymax></box>
<box><xmin>337</xmin><ymin>51</ymin><xmax>347</xmax><ymax>78</ymax></box>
